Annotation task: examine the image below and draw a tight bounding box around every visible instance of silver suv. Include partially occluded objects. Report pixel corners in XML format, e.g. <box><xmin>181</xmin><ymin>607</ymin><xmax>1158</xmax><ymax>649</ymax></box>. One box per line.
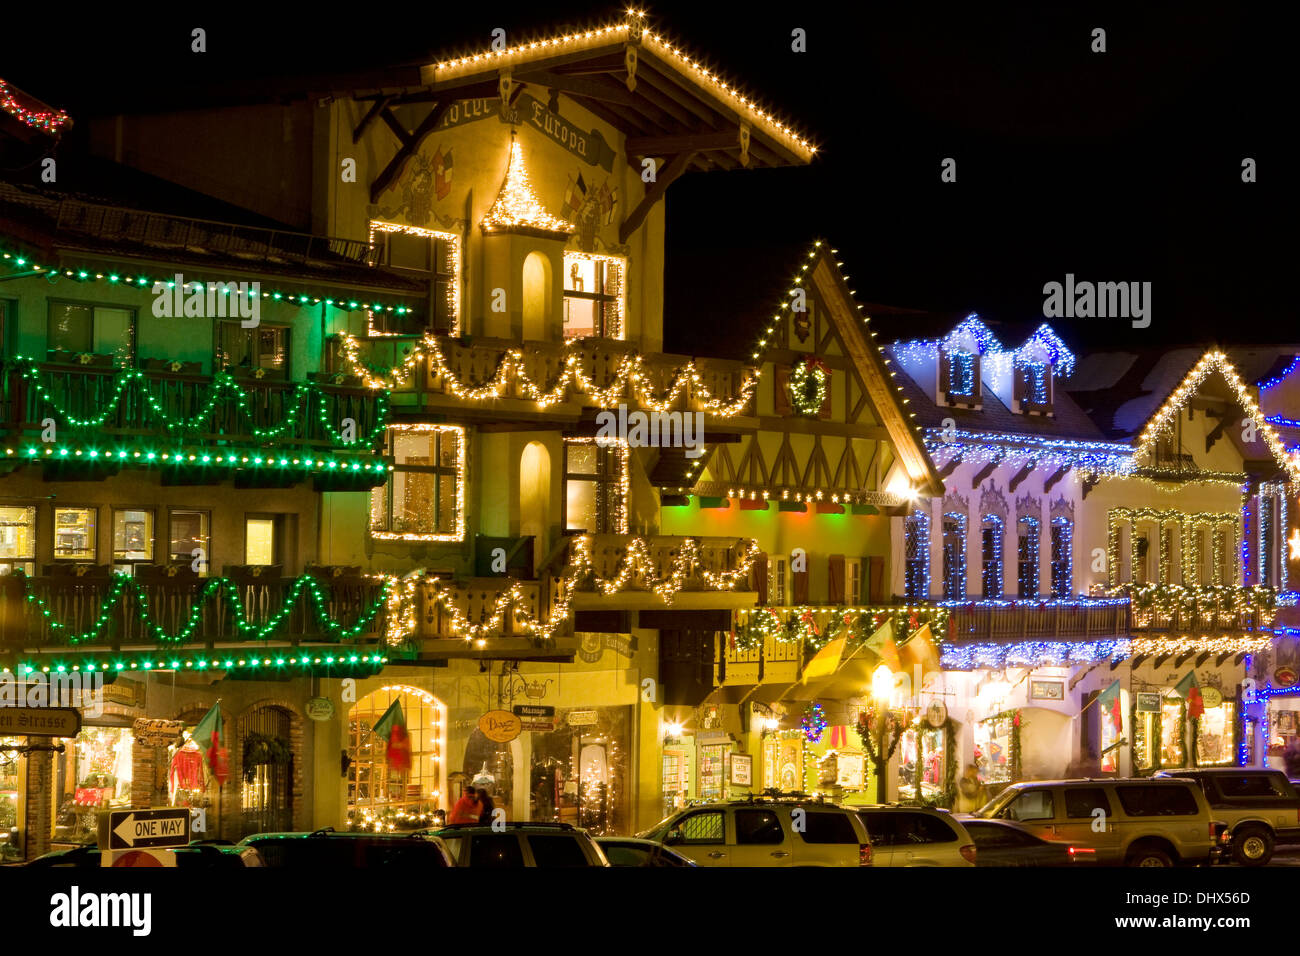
<box><xmin>966</xmin><ymin>778</ymin><xmax>1220</xmax><ymax>867</ymax></box>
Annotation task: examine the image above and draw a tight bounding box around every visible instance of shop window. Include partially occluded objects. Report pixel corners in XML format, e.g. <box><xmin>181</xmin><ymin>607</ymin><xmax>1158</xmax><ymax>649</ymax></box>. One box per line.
<box><xmin>1</xmin><ymin>738</ymin><xmax>23</xmax><ymax>862</ymax></box>
<box><xmin>697</xmin><ymin>743</ymin><xmax>729</xmax><ymax>802</ymax></box>
<box><xmin>369</xmin><ymin>225</ymin><xmax>459</xmax><ymax>334</ymax></box>
<box><xmin>1050</xmin><ymin>517</ymin><xmax>1072</xmax><ymax>597</ymax></box>
<box><xmin>1003</xmin><ymin>789</ymin><xmax>1054</xmax><ymax>822</ymax></box>
<box><xmin>981</xmin><ymin>515</ymin><xmax>1004</xmax><ymax>597</ymax></box>
<box><xmin>563</xmin><ymin>253</ymin><xmax>624</xmax><ymax>340</ymax></box>
<box><xmin>347</xmin><ymin>686</ymin><xmax>444</xmax><ymax>830</ymax></box>
<box><xmin>54</xmin><ymin>726</ymin><xmax>134</xmax><ymax>844</ymax></box>
<box><xmin>1017</xmin><ymin>516</ymin><xmax>1040</xmax><ymax>598</ymax></box>
<box><xmin>676</xmin><ymin>810</ymin><xmax>724</xmax><ymax>844</ymax></box>
<box><xmin>900</xmin><ymin>724</ymin><xmax>947</xmax><ymax>802</ymax></box>
<box><xmin>53</xmin><ymin>506</ymin><xmax>96</xmax><ymax>562</ymax></box>
<box><xmin>1195</xmin><ymin>701</ymin><xmax>1236</xmax><ymax>766</ymax></box>
<box><xmin>528</xmin><ymin>706</ymin><xmax>629</xmax><ymax>834</ymax></box>
<box><xmin>371</xmin><ymin>426</ymin><xmax>465</xmax><ymax>541</ymax></box>
<box><xmin>1062</xmin><ymin>787</ymin><xmax>1111</xmax><ymax>820</ymax></box>
<box><xmin>975</xmin><ymin>713</ymin><xmax>1012</xmax><ymax>785</ymax></box>
<box><xmin>942</xmin><ymin>513</ymin><xmax>966</xmax><ymax>599</ymax></box>
<box><xmin>563</xmin><ymin>439</ymin><xmax>623</xmax><ymax>535</ymax></box>
<box><xmin>47</xmin><ymin>303</ymin><xmax>133</xmax><ymax>366</ymax></box>
<box><xmin>904</xmin><ymin>512</ymin><xmax>929</xmax><ymax>599</ymax></box>
<box><xmin>734</xmin><ymin>809</ymin><xmax>785</xmax><ymax>845</ymax></box>
<box><xmin>1159</xmin><ymin>698</ymin><xmax>1186</xmax><ymax>767</ymax></box>
<box><xmin>662</xmin><ymin>749</ymin><xmax>688</xmax><ymax>818</ymax></box>
<box><xmin>112</xmin><ymin>508</ymin><xmax>155</xmax><ymax>567</ymax></box>
<box><xmin>0</xmin><ymin>505</ymin><xmax>36</xmax><ymax>576</ymax></box>
<box><xmin>169</xmin><ymin>510</ymin><xmax>210</xmax><ymax>574</ymax></box>
<box><xmin>217</xmin><ymin>321</ymin><xmax>290</xmax><ymax>376</ymax></box>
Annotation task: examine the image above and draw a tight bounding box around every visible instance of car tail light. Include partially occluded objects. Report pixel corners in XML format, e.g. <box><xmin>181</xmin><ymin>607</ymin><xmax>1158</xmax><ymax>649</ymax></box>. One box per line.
<box><xmin>959</xmin><ymin>844</ymin><xmax>977</xmax><ymax>864</ymax></box>
<box><xmin>859</xmin><ymin>844</ymin><xmax>872</xmax><ymax>866</ymax></box>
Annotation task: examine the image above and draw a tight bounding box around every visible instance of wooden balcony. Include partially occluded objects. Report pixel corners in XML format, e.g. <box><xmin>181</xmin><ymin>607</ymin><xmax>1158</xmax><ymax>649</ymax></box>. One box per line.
<box><xmin>563</xmin><ymin>534</ymin><xmax>758</xmax><ymax>611</ymax></box>
<box><xmin>945</xmin><ymin>598</ymin><xmax>1131</xmax><ymax>643</ymax></box>
<box><xmin>350</xmin><ymin>334</ymin><xmax>753</xmax><ymax>418</ymax></box>
<box><xmin>413</xmin><ymin>575</ymin><xmax>577</xmax><ymax>661</ymax></box>
<box><xmin>1114</xmin><ymin>584</ymin><xmax>1275</xmax><ymax>635</ymax></box>
<box><xmin>0</xmin><ymin>566</ymin><xmax>389</xmax><ymax>658</ymax></box>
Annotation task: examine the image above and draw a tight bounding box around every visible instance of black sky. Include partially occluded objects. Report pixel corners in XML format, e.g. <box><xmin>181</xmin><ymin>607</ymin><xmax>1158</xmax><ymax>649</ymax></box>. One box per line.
<box><xmin>5</xmin><ymin>3</ymin><xmax>1287</xmax><ymax>358</ymax></box>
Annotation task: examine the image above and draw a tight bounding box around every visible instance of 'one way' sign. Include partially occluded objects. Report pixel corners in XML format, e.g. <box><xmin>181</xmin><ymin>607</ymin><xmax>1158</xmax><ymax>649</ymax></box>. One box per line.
<box><xmin>100</xmin><ymin>808</ymin><xmax>192</xmax><ymax>850</ymax></box>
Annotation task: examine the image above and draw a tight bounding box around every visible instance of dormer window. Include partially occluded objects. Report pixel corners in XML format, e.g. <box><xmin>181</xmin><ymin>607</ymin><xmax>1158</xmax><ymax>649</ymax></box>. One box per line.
<box><xmin>1014</xmin><ymin>360</ymin><xmax>1054</xmax><ymax>415</ymax></box>
<box><xmin>940</xmin><ymin>347</ymin><xmax>981</xmax><ymax>406</ymax></box>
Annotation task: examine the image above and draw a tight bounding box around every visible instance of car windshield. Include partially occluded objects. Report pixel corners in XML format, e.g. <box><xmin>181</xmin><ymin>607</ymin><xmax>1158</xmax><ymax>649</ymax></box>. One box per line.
<box><xmin>971</xmin><ymin>787</ymin><xmax>1020</xmax><ymax>819</ymax></box>
<box><xmin>636</xmin><ymin>814</ymin><xmax>679</xmax><ymax>840</ymax></box>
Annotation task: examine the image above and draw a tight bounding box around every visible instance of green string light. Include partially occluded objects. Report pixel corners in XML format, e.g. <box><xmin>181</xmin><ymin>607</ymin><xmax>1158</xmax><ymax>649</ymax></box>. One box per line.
<box><xmin>20</xmin><ymin>573</ymin><xmax>395</xmax><ymax>646</ymax></box>
<box><xmin>5</xmin><ymin>653</ymin><xmax>390</xmax><ymax>675</ymax></box>
<box><xmin>12</xmin><ymin>358</ymin><xmax>391</xmax><ymax>446</ymax></box>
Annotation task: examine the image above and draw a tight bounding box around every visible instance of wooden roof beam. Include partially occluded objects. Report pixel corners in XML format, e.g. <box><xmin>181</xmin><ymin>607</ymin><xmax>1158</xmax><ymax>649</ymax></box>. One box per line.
<box><xmin>937</xmin><ymin>454</ymin><xmax>963</xmax><ymax>480</ymax></box>
<box><xmin>1007</xmin><ymin>461</ymin><xmax>1035</xmax><ymax>493</ymax></box>
<box><xmin>1043</xmin><ymin>464</ymin><xmax>1072</xmax><ymax>494</ymax></box>
<box><xmin>971</xmin><ymin>454</ymin><xmax>1004</xmax><ymax>490</ymax></box>
<box><xmin>370</xmin><ymin>101</ymin><xmax>451</xmax><ymax>203</ymax></box>
<box><xmin>618</xmin><ymin>151</ymin><xmax>695</xmax><ymax>244</ymax></box>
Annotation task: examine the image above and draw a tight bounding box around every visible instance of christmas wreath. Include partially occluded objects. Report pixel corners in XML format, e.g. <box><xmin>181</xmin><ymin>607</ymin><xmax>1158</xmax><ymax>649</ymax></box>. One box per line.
<box><xmin>242</xmin><ymin>732</ymin><xmax>292</xmax><ymax>781</ymax></box>
<box><xmin>788</xmin><ymin>357</ymin><xmax>828</xmax><ymax>416</ymax></box>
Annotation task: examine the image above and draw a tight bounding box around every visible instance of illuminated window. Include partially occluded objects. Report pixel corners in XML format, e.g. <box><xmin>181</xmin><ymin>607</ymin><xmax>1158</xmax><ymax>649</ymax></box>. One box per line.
<box><xmin>905</xmin><ymin>512</ymin><xmax>930</xmax><ymax>599</ymax></box>
<box><xmin>563</xmin><ymin>439</ymin><xmax>623</xmax><ymax>534</ymax></box>
<box><xmin>563</xmin><ymin>253</ymin><xmax>624</xmax><ymax>340</ymax></box>
<box><xmin>940</xmin><ymin>348</ymin><xmax>980</xmax><ymax>402</ymax></box>
<box><xmin>47</xmin><ymin>303</ymin><xmax>134</xmax><ymax>366</ymax></box>
<box><xmin>0</xmin><ymin>505</ymin><xmax>36</xmax><ymax>576</ymax></box>
<box><xmin>1050</xmin><ymin>517</ymin><xmax>1073</xmax><ymax>597</ymax></box>
<box><xmin>768</xmin><ymin>557</ymin><xmax>787</xmax><ymax>606</ymax></box>
<box><xmin>1018</xmin><ymin>516</ymin><xmax>1040</xmax><ymax>598</ymax></box>
<box><xmin>217</xmin><ymin>322</ymin><xmax>290</xmax><ymax>376</ymax></box>
<box><xmin>981</xmin><ymin>515</ymin><xmax>1004</xmax><ymax>598</ymax></box>
<box><xmin>942</xmin><ymin>513</ymin><xmax>967</xmax><ymax>599</ymax></box>
<box><xmin>53</xmin><ymin>507</ymin><xmax>96</xmax><ymax>561</ymax></box>
<box><xmin>369</xmin><ymin>224</ymin><xmax>459</xmax><ymax>334</ymax></box>
<box><xmin>244</xmin><ymin>517</ymin><xmax>277</xmax><ymax>566</ymax></box>
<box><xmin>370</xmin><ymin>426</ymin><xmax>464</xmax><ymax>541</ymax></box>
<box><xmin>169</xmin><ymin>510</ymin><xmax>210</xmax><ymax>574</ymax></box>
<box><xmin>347</xmin><ymin>685</ymin><xmax>445</xmax><ymax>829</ymax></box>
<box><xmin>1015</xmin><ymin>361</ymin><xmax>1053</xmax><ymax>411</ymax></box>
<box><xmin>112</xmin><ymin>508</ymin><xmax>155</xmax><ymax>565</ymax></box>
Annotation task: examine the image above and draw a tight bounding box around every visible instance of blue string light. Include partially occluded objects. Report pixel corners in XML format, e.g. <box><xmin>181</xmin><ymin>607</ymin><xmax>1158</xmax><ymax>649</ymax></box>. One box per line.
<box><xmin>941</xmin><ymin>639</ymin><xmax>1128</xmax><ymax>669</ymax></box>
<box><xmin>981</xmin><ymin>514</ymin><xmax>1005</xmax><ymax>597</ymax></box>
<box><xmin>1018</xmin><ymin>516</ymin><xmax>1041</xmax><ymax>598</ymax></box>
<box><xmin>1259</xmin><ymin>358</ymin><xmax>1300</xmax><ymax>391</ymax></box>
<box><xmin>1050</xmin><ymin>516</ymin><xmax>1073</xmax><ymax>597</ymax></box>
<box><xmin>905</xmin><ymin>511</ymin><xmax>931</xmax><ymax>599</ymax></box>
<box><xmin>942</xmin><ymin>511</ymin><xmax>967</xmax><ymax>598</ymax></box>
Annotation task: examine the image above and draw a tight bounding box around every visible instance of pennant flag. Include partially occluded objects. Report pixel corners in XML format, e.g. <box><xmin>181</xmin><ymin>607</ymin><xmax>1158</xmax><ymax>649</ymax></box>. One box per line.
<box><xmin>373</xmin><ymin>699</ymin><xmax>412</xmax><ymax>772</ymax></box>
<box><xmin>864</xmin><ymin>619</ymin><xmax>901</xmax><ymax>671</ymax></box>
<box><xmin>1098</xmin><ymin>679</ymin><xmax>1123</xmax><ymax>730</ymax></box>
<box><xmin>192</xmin><ymin>703</ymin><xmax>228</xmax><ymax>787</ymax></box>
<box><xmin>899</xmin><ymin>624</ymin><xmax>941</xmax><ymax>680</ymax></box>
<box><xmin>434</xmin><ymin>146</ymin><xmax>454</xmax><ymax>200</ymax></box>
<box><xmin>563</xmin><ymin>172</ymin><xmax>587</xmax><ymax>216</ymax></box>
<box><xmin>803</xmin><ymin>635</ymin><xmax>847</xmax><ymax>681</ymax></box>
<box><xmin>1172</xmin><ymin>671</ymin><xmax>1205</xmax><ymax>718</ymax></box>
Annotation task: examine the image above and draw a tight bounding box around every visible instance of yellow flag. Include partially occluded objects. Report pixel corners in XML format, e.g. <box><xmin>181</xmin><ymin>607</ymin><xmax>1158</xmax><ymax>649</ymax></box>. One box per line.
<box><xmin>899</xmin><ymin>623</ymin><xmax>940</xmax><ymax>679</ymax></box>
<box><xmin>802</xmin><ymin>636</ymin><xmax>847</xmax><ymax>681</ymax></box>
<box><xmin>865</xmin><ymin>619</ymin><xmax>900</xmax><ymax>671</ymax></box>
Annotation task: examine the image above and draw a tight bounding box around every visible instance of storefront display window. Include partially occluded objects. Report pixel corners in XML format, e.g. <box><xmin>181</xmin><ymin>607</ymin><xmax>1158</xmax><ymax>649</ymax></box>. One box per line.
<box><xmin>54</xmin><ymin>726</ymin><xmax>133</xmax><ymax>844</ymax></box>
<box><xmin>1</xmin><ymin>739</ymin><xmax>20</xmax><ymax>862</ymax></box>
<box><xmin>662</xmin><ymin>748</ymin><xmax>688</xmax><ymax>817</ymax></box>
<box><xmin>1195</xmin><ymin>702</ymin><xmax>1236</xmax><ymax>766</ymax></box>
<box><xmin>975</xmin><ymin>714</ymin><xmax>1012</xmax><ymax>784</ymax></box>
<box><xmin>900</xmin><ymin>725</ymin><xmax>946</xmax><ymax>801</ymax></box>
<box><xmin>348</xmin><ymin>686</ymin><xmax>444</xmax><ymax>830</ymax></box>
<box><xmin>762</xmin><ymin>732</ymin><xmax>807</xmax><ymax>793</ymax></box>
<box><xmin>698</xmin><ymin>743</ymin><xmax>729</xmax><ymax>802</ymax></box>
<box><xmin>528</xmin><ymin>706</ymin><xmax>629</xmax><ymax>835</ymax></box>
<box><xmin>1160</xmin><ymin>699</ymin><xmax>1186</xmax><ymax>768</ymax></box>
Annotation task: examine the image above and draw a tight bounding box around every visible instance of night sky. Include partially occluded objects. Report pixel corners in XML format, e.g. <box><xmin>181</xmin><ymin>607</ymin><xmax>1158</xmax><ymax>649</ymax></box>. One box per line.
<box><xmin>4</xmin><ymin>4</ymin><xmax>1285</xmax><ymax>359</ymax></box>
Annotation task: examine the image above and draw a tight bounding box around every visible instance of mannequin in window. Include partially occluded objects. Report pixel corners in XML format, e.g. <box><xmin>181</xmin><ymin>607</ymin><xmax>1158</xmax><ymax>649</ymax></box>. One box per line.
<box><xmin>169</xmin><ymin>731</ymin><xmax>204</xmax><ymax>805</ymax></box>
<box><xmin>113</xmin><ymin>734</ymin><xmax>133</xmax><ymax>801</ymax></box>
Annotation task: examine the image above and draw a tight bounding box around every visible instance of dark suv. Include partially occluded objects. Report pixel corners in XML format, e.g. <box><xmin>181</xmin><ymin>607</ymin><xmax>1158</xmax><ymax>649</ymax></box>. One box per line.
<box><xmin>238</xmin><ymin>828</ymin><xmax>453</xmax><ymax>867</ymax></box>
<box><xmin>429</xmin><ymin>822</ymin><xmax>609</xmax><ymax>867</ymax></box>
<box><xmin>1159</xmin><ymin>768</ymin><xmax>1300</xmax><ymax>865</ymax></box>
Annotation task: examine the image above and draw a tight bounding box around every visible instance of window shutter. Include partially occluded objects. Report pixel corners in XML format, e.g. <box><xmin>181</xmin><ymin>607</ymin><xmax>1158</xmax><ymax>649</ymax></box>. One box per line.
<box><xmin>867</xmin><ymin>556</ymin><xmax>885</xmax><ymax>604</ymax></box>
<box><xmin>773</xmin><ymin>369</ymin><xmax>792</xmax><ymax>417</ymax></box>
<box><xmin>792</xmin><ymin>564</ymin><xmax>809</xmax><ymax>605</ymax></box>
<box><xmin>752</xmin><ymin>552</ymin><xmax>768</xmax><ymax>605</ymax></box>
<box><xmin>828</xmin><ymin>555</ymin><xmax>846</xmax><ymax>604</ymax></box>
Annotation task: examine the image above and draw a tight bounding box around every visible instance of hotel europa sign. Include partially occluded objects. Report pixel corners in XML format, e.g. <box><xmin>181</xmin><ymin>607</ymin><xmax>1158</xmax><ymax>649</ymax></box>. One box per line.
<box><xmin>438</xmin><ymin>95</ymin><xmax>616</xmax><ymax>171</ymax></box>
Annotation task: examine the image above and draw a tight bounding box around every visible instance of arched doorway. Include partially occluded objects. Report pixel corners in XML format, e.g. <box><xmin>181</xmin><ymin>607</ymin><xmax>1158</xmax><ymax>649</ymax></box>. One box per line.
<box><xmin>238</xmin><ymin>704</ymin><xmax>295</xmax><ymax>837</ymax></box>
<box><xmin>522</xmin><ymin>251</ymin><xmax>552</xmax><ymax>340</ymax></box>
<box><xmin>347</xmin><ymin>685</ymin><xmax>445</xmax><ymax>830</ymax></box>
<box><xmin>520</xmin><ymin>441</ymin><xmax>551</xmax><ymax>571</ymax></box>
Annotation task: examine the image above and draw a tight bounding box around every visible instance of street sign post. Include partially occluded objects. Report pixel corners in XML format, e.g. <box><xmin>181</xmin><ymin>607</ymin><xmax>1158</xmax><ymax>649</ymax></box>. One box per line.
<box><xmin>0</xmin><ymin>707</ymin><xmax>82</xmax><ymax>737</ymax></box>
<box><xmin>99</xmin><ymin>808</ymin><xmax>191</xmax><ymax>851</ymax></box>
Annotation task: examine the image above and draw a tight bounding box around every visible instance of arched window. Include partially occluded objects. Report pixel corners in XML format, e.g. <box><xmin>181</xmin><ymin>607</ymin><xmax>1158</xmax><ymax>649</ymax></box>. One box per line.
<box><xmin>1050</xmin><ymin>517</ymin><xmax>1073</xmax><ymax>597</ymax></box>
<box><xmin>347</xmin><ymin>685</ymin><xmax>445</xmax><ymax>830</ymax></box>
<box><xmin>1017</xmin><ymin>516</ymin><xmax>1040</xmax><ymax>598</ymax></box>
<box><xmin>522</xmin><ymin>251</ymin><xmax>552</xmax><ymax>340</ymax></box>
<box><xmin>904</xmin><ymin>511</ymin><xmax>930</xmax><ymax>599</ymax></box>
<box><xmin>981</xmin><ymin>514</ymin><xmax>1004</xmax><ymax>598</ymax></box>
<box><xmin>942</xmin><ymin>513</ymin><xmax>967</xmax><ymax>599</ymax></box>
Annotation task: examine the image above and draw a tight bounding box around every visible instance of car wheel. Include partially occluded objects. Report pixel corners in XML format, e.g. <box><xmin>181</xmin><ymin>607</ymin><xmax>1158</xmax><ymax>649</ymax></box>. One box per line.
<box><xmin>1232</xmin><ymin>827</ymin><xmax>1273</xmax><ymax>867</ymax></box>
<box><xmin>1127</xmin><ymin>846</ymin><xmax>1172</xmax><ymax>867</ymax></box>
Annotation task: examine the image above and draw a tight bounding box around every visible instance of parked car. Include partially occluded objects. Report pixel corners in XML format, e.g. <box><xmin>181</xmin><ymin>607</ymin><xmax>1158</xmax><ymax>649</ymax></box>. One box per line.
<box><xmin>596</xmin><ymin>836</ymin><xmax>697</xmax><ymax>867</ymax></box>
<box><xmin>1157</xmin><ymin>768</ymin><xmax>1300</xmax><ymax>865</ymax></box>
<box><xmin>856</xmin><ymin>806</ymin><xmax>976</xmax><ymax>866</ymax></box>
<box><xmin>173</xmin><ymin>844</ymin><xmax>266</xmax><ymax>868</ymax></box>
<box><xmin>639</xmin><ymin>796</ymin><xmax>872</xmax><ymax>867</ymax></box>
<box><xmin>430</xmin><ymin>822</ymin><xmax>609</xmax><ymax>867</ymax></box>
<box><xmin>238</xmin><ymin>828</ymin><xmax>453</xmax><ymax>867</ymax></box>
<box><xmin>960</xmin><ymin>818</ymin><xmax>1076</xmax><ymax>867</ymax></box>
<box><xmin>966</xmin><ymin>778</ymin><xmax>1220</xmax><ymax>867</ymax></box>
<box><xmin>26</xmin><ymin>843</ymin><xmax>99</xmax><ymax>867</ymax></box>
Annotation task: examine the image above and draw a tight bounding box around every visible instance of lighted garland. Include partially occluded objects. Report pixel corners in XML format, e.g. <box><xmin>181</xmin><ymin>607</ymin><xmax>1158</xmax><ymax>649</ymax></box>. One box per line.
<box><xmin>0</xmin><ymin>78</ymin><xmax>70</xmax><ymax>132</ymax></box>
<box><xmin>568</xmin><ymin>535</ymin><xmax>759</xmax><ymax>605</ymax></box>
<box><xmin>1106</xmin><ymin>508</ymin><xmax>1241</xmax><ymax>588</ymax></box>
<box><xmin>338</xmin><ymin>330</ymin><xmax>759</xmax><ymax>417</ymax></box>
<box><xmin>20</xmin><ymin>573</ymin><xmax>394</xmax><ymax>647</ymax></box>
<box><xmin>12</xmin><ymin>358</ymin><xmax>390</xmax><ymax>446</ymax></box>
<box><xmin>801</xmin><ymin>703</ymin><xmax>827</xmax><ymax>743</ymax></box>
<box><xmin>788</xmin><ymin>357</ymin><xmax>828</xmax><ymax>416</ymax></box>
<box><xmin>738</xmin><ymin>606</ymin><xmax>947</xmax><ymax>651</ymax></box>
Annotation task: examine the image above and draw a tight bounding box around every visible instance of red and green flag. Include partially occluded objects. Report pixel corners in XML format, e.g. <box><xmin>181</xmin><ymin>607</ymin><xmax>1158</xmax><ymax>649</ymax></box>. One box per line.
<box><xmin>373</xmin><ymin>699</ymin><xmax>411</xmax><ymax>772</ymax></box>
<box><xmin>1098</xmin><ymin>679</ymin><xmax>1123</xmax><ymax>730</ymax></box>
<box><xmin>1173</xmin><ymin>671</ymin><xmax>1205</xmax><ymax>718</ymax></box>
<box><xmin>192</xmin><ymin>702</ymin><xmax>228</xmax><ymax>786</ymax></box>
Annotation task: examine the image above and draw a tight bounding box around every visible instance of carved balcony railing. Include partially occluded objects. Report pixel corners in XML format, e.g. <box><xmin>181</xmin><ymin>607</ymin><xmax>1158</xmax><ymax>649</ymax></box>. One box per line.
<box><xmin>1109</xmin><ymin>584</ymin><xmax>1276</xmax><ymax>635</ymax></box>
<box><xmin>943</xmin><ymin>598</ymin><xmax>1132</xmax><ymax>643</ymax></box>
<box><xmin>562</xmin><ymin>534</ymin><xmax>757</xmax><ymax>603</ymax></box>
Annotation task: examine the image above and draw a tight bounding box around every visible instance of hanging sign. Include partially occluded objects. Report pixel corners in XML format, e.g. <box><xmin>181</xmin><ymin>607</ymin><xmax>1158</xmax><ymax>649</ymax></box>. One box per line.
<box><xmin>1274</xmin><ymin>667</ymin><xmax>1298</xmax><ymax>688</ymax></box>
<box><xmin>925</xmin><ymin>700</ymin><xmax>948</xmax><ymax>728</ymax></box>
<box><xmin>132</xmin><ymin>718</ymin><xmax>184</xmax><ymax>747</ymax></box>
<box><xmin>478</xmin><ymin>710</ymin><xmax>523</xmax><ymax>743</ymax></box>
<box><xmin>513</xmin><ymin>704</ymin><xmax>555</xmax><ymax>733</ymax></box>
<box><xmin>305</xmin><ymin>697</ymin><xmax>335</xmax><ymax>721</ymax></box>
<box><xmin>1136</xmin><ymin>692</ymin><xmax>1162</xmax><ymax>713</ymax></box>
<box><xmin>730</xmin><ymin>753</ymin><xmax>753</xmax><ymax>786</ymax></box>
<box><xmin>1200</xmin><ymin>687</ymin><xmax>1224</xmax><ymax>710</ymax></box>
<box><xmin>566</xmin><ymin>710</ymin><xmax>599</xmax><ymax>727</ymax></box>
<box><xmin>0</xmin><ymin>707</ymin><xmax>81</xmax><ymax>737</ymax></box>
<box><xmin>517</xmin><ymin>94</ymin><xmax>616</xmax><ymax>171</ymax></box>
